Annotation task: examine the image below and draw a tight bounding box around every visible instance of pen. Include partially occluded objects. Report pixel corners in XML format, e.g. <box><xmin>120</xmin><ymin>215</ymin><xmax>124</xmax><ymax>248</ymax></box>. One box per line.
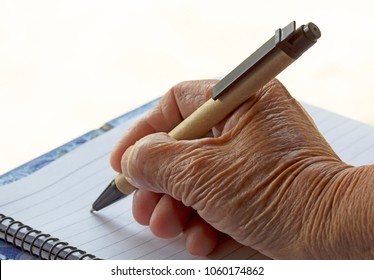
<box><xmin>92</xmin><ymin>21</ymin><xmax>321</xmax><ymax>212</ymax></box>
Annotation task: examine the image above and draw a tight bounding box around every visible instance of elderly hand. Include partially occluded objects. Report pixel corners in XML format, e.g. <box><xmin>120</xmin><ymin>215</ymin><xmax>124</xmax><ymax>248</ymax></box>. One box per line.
<box><xmin>110</xmin><ymin>79</ymin><xmax>373</xmax><ymax>259</ymax></box>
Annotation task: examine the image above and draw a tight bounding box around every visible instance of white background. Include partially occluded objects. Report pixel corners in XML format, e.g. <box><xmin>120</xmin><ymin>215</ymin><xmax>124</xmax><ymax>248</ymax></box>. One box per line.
<box><xmin>1</xmin><ymin>0</ymin><xmax>374</xmax><ymax>174</ymax></box>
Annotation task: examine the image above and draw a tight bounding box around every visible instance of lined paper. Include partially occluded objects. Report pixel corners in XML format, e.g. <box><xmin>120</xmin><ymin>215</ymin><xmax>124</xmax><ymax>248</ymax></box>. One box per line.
<box><xmin>1</xmin><ymin>102</ymin><xmax>373</xmax><ymax>259</ymax></box>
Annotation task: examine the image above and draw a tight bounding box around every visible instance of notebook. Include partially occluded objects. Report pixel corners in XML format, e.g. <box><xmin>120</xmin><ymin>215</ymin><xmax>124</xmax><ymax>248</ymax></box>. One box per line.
<box><xmin>1</xmin><ymin>100</ymin><xmax>374</xmax><ymax>260</ymax></box>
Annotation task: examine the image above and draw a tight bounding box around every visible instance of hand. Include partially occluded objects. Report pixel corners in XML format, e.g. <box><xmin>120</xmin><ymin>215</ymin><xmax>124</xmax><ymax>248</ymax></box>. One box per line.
<box><xmin>111</xmin><ymin>79</ymin><xmax>371</xmax><ymax>259</ymax></box>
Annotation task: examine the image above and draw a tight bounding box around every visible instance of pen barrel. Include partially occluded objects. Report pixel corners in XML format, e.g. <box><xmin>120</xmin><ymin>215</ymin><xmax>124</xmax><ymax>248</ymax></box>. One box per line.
<box><xmin>117</xmin><ymin>49</ymin><xmax>295</xmax><ymax>195</ymax></box>
<box><xmin>169</xmin><ymin>49</ymin><xmax>295</xmax><ymax>140</ymax></box>
<box><xmin>115</xmin><ymin>174</ymin><xmax>137</xmax><ymax>195</ymax></box>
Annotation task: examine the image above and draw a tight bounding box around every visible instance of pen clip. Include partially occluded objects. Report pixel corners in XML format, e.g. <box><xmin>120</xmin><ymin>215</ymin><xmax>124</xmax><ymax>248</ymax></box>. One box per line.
<box><xmin>212</xmin><ymin>21</ymin><xmax>296</xmax><ymax>100</ymax></box>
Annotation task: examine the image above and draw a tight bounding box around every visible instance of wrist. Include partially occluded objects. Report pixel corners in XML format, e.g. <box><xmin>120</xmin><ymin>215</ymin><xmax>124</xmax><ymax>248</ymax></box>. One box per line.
<box><xmin>236</xmin><ymin>155</ymin><xmax>349</xmax><ymax>259</ymax></box>
<box><xmin>296</xmin><ymin>162</ymin><xmax>374</xmax><ymax>259</ymax></box>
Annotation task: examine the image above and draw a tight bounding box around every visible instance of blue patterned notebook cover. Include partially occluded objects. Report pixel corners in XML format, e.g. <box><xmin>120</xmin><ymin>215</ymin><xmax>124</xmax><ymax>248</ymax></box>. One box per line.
<box><xmin>0</xmin><ymin>98</ymin><xmax>159</xmax><ymax>260</ymax></box>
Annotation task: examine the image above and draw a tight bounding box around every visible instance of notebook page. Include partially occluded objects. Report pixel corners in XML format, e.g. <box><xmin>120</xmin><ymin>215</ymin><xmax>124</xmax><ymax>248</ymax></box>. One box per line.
<box><xmin>1</xmin><ymin>102</ymin><xmax>373</xmax><ymax>259</ymax></box>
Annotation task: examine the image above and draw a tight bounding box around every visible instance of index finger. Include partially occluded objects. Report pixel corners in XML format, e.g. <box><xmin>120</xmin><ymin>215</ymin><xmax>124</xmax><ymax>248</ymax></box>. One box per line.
<box><xmin>110</xmin><ymin>79</ymin><xmax>218</xmax><ymax>172</ymax></box>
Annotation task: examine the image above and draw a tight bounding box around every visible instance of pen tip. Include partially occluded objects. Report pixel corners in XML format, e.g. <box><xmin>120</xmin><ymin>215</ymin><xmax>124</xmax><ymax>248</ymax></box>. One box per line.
<box><xmin>91</xmin><ymin>179</ymin><xmax>125</xmax><ymax>212</ymax></box>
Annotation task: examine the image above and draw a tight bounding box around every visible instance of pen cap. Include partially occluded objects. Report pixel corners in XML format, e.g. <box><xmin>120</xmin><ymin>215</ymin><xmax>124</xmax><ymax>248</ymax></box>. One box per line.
<box><xmin>279</xmin><ymin>22</ymin><xmax>321</xmax><ymax>59</ymax></box>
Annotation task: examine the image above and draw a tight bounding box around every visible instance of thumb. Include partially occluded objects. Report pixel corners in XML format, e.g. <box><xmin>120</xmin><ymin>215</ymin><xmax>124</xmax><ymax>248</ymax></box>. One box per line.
<box><xmin>121</xmin><ymin>132</ymin><xmax>220</xmax><ymax>206</ymax></box>
<box><xmin>121</xmin><ymin>132</ymin><xmax>180</xmax><ymax>194</ymax></box>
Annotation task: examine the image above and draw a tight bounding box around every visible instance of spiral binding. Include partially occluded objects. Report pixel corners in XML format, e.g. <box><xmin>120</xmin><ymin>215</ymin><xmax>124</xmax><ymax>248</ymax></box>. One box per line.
<box><xmin>0</xmin><ymin>214</ymin><xmax>100</xmax><ymax>260</ymax></box>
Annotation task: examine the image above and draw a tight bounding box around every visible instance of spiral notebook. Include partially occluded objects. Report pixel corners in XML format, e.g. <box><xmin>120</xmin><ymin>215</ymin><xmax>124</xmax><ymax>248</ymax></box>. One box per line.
<box><xmin>1</xmin><ymin>101</ymin><xmax>374</xmax><ymax>260</ymax></box>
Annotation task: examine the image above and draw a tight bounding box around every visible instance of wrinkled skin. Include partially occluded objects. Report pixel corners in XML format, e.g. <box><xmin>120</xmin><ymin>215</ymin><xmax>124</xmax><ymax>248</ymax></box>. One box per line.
<box><xmin>111</xmin><ymin>79</ymin><xmax>374</xmax><ymax>259</ymax></box>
